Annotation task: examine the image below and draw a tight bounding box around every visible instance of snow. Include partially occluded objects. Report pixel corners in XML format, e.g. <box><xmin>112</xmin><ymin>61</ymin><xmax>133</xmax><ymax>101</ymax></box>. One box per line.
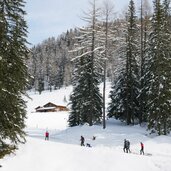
<box><xmin>1</xmin><ymin>83</ymin><xmax>171</xmax><ymax>171</ymax></box>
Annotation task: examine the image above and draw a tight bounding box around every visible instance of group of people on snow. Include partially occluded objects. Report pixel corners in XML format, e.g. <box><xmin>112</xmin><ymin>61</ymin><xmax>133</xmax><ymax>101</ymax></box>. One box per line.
<box><xmin>44</xmin><ymin>132</ymin><xmax>144</xmax><ymax>155</ymax></box>
<box><xmin>123</xmin><ymin>139</ymin><xmax>144</xmax><ymax>155</ymax></box>
<box><xmin>80</xmin><ymin>136</ymin><xmax>144</xmax><ymax>155</ymax></box>
<box><xmin>80</xmin><ymin>135</ymin><xmax>95</xmax><ymax>147</ymax></box>
<box><xmin>123</xmin><ymin>139</ymin><xmax>131</xmax><ymax>153</ymax></box>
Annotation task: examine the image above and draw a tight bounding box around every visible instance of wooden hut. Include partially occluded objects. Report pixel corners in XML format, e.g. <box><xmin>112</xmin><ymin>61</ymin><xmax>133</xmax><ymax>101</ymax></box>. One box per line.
<box><xmin>35</xmin><ymin>102</ymin><xmax>69</xmax><ymax>112</ymax></box>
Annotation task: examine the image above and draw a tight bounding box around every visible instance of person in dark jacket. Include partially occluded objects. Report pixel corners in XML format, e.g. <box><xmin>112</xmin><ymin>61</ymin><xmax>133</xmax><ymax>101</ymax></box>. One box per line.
<box><xmin>80</xmin><ymin>136</ymin><xmax>85</xmax><ymax>146</ymax></box>
<box><xmin>127</xmin><ymin>140</ymin><xmax>131</xmax><ymax>153</ymax></box>
<box><xmin>140</xmin><ymin>142</ymin><xmax>144</xmax><ymax>155</ymax></box>
<box><xmin>123</xmin><ymin>139</ymin><xmax>131</xmax><ymax>153</ymax></box>
<box><xmin>123</xmin><ymin>139</ymin><xmax>127</xmax><ymax>152</ymax></box>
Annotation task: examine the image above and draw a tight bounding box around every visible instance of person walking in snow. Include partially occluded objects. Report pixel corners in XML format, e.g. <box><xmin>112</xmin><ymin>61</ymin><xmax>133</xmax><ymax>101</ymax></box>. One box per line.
<box><xmin>140</xmin><ymin>142</ymin><xmax>144</xmax><ymax>155</ymax></box>
<box><xmin>123</xmin><ymin>139</ymin><xmax>131</xmax><ymax>153</ymax></box>
<box><xmin>123</xmin><ymin>139</ymin><xmax>127</xmax><ymax>152</ymax></box>
<box><xmin>45</xmin><ymin>131</ymin><xmax>49</xmax><ymax>140</ymax></box>
<box><xmin>127</xmin><ymin>140</ymin><xmax>131</xmax><ymax>153</ymax></box>
<box><xmin>80</xmin><ymin>135</ymin><xmax>85</xmax><ymax>146</ymax></box>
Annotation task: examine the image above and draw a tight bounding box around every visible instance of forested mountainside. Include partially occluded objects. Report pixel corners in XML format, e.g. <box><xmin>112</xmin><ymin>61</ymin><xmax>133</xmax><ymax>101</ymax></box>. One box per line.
<box><xmin>27</xmin><ymin>19</ymin><xmax>125</xmax><ymax>93</ymax></box>
<box><xmin>27</xmin><ymin>0</ymin><xmax>171</xmax><ymax>135</ymax></box>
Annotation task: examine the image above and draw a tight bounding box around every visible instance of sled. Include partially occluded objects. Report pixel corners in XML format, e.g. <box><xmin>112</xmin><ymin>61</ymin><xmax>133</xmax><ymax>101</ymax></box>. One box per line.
<box><xmin>144</xmin><ymin>153</ymin><xmax>152</xmax><ymax>156</ymax></box>
<box><xmin>130</xmin><ymin>151</ymin><xmax>152</xmax><ymax>156</ymax></box>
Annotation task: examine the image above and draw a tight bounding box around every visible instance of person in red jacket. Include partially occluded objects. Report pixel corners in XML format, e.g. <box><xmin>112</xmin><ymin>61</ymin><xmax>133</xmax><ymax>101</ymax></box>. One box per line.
<box><xmin>45</xmin><ymin>131</ymin><xmax>49</xmax><ymax>140</ymax></box>
<box><xmin>140</xmin><ymin>142</ymin><xmax>144</xmax><ymax>155</ymax></box>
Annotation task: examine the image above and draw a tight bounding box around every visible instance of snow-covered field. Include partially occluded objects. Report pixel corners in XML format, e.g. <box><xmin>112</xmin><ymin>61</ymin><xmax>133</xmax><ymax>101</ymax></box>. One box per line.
<box><xmin>1</xmin><ymin>84</ymin><xmax>171</xmax><ymax>171</ymax></box>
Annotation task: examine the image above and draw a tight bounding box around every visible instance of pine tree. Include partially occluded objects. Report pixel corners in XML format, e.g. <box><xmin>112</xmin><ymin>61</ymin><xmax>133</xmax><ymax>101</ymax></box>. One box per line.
<box><xmin>68</xmin><ymin>86</ymin><xmax>82</xmax><ymax>126</ymax></box>
<box><xmin>117</xmin><ymin>0</ymin><xmax>139</xmax><ymax>125</ymax></box>
<box><xmin>124</xmin><ymin>0</ymin><xmax>140</xmax><ymax>125</ymax></box>
<box><xmin>108</xmin><ymin>67</ymin><xmax>128</xmax><ymax>121</ymax></box>
<box><xmin>147</xmin><ymin>0</ymin><xmax>171</xmax><ymax>135</ymax></box>
<box><xmin>0</xmin><ymin>0</ymin><xmax>29</xmax><ymax>152</ymax></box>
<box><xmin>108</xmin><ymin>0</ymin><xmax>140</xmax><ymax>125</ymax></box>
<box><xmin>69</xmin><ymin>53</ymin><xmax>102</xmax><ymax>126</ymax></box>
<box><xmin>79</xmin><ymin>55</ymin><xmax>102</xmax><ymax>124</ymax></box>
<box><xmin>68</xmin><ymin>0</ymin><xmax>103</xmax><ymax>126</ymax></box>
<box><xmin>68</xmin><ymin>55</ymin><xmax>85</xmax><ymax>126</ymax></box>
<box><xmin>138</xmin><ymin>0</ymin><xmax>152</xmax><ymax>124</ymax></box>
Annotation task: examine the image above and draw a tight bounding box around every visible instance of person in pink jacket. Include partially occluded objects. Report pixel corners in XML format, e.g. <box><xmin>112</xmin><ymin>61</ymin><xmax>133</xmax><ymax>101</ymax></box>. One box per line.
<box><xmin>140</xmin><ymin>142</ymin><xmax>144</xmax><ymax>155</ymax></box>
<box><xmin>45</xmin><ymin>131</ymin><xmax>49</xmax><ymax>140</ymax></box>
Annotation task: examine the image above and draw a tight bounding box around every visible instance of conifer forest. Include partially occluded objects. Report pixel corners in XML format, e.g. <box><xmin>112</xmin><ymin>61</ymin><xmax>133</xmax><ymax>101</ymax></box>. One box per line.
<box><xmin>27</xmin><ymin>0</ymin><xmax>171</xmax><ymax>135</ymax></box>
<box><xmin>1</xmin><ymin>0</ymin><xmax>171</xmax><ymax>157</ymax></box>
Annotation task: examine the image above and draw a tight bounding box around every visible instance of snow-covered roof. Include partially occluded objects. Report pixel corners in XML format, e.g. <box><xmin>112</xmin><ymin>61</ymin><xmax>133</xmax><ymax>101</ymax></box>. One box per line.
<box><xmin>36</xmin><ymin>107</ymin><xmax>56</xmax><ymax>111</ymax></box>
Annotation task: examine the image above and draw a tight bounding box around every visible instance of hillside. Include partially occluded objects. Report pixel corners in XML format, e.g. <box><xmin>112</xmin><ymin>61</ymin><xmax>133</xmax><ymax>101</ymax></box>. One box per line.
<box><xmin>0</xmin><ymin>84</ymin><xmax>171</xmax><ymax>171</ymax></box>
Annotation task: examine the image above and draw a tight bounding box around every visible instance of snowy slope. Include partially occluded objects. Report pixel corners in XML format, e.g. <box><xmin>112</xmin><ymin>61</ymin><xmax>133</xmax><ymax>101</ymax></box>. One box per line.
<box><xmin>1</xmin><ymin>83</ymin><xmax>171</xmax><ymax>171</ymax></box>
